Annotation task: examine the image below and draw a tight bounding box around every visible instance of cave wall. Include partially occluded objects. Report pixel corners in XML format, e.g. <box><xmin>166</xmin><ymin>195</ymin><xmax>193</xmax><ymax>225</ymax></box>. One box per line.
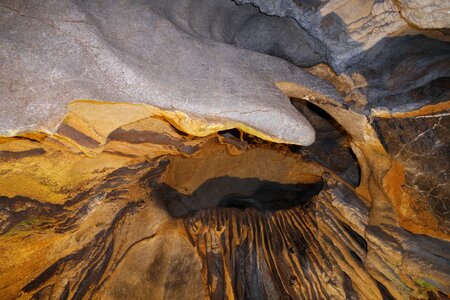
<box><xmin>0</xmin><ymin>0</ymin><xmax>449</xmax><ymax>299</ymax></box>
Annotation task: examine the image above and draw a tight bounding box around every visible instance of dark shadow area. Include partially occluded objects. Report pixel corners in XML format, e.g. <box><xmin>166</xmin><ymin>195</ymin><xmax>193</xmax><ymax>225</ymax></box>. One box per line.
<box><xmin>218</xmin><ymin>181</ymin><xmax>323</xmax><ymax>211</ymax></box>
<box><xmin>342</xmin><ymin>222</ymin><xmax>368</xmax><ymax>251</ymax></box>
<box><xmin>0</xmin><ymin>195</ymin><xmax>64</xmax><ymax>235</ymax></box>
<box><xmin>150</xmin><ymin>176</ymin><xmax>323</xmax><ymax>217</ymax></box>
<box><xmin>349</xmin><ymin>35</ymin><xmax>450</xmax><ymax>110</ymax></box>
<box><xmin>146</xmin><ymin>0</ymin><xmax>326</xmax><ymax>68</ymax></box>
<box><xmin>291</xmin><ymin>99</ymin><xmax>361</xmax><ymax>187</ymax></box>
<box><xmin>218</xmin><ymin>128</ymin><xmax>242</xmax><ymax>140</ymax></box>
<box><xmin>376</xmin><ymin>281</ymin><xmax>396</xmax><ymax>300</ymax></box>
<box><xmin>343</xmin><ymin>272</ymin><xmax>358</xmax><ymax>299</ymax></box>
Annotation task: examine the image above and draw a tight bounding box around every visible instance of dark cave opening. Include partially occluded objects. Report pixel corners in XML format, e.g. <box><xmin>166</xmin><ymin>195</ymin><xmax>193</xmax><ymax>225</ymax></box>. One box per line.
<box><xmin>291</xmin><ymin>98</ymin><xmax>361</xmax><ymax>187</ymax></box>
<box><xmin>151</xmin><ymin>176</ymin><xmax>324</xmax><ymax>217</ymax></box>
<box><xmin>217</xmin><ymin>180</ymin><xmax>323</xmax><ymax>211</ymax></box>
<box><xmin>217</xmin><ymin>100</ymin><xmax>362</xmax><ymax>190</ymax></box>
<box><xmin>342</xmin><ymin>221</ymin><xmax>368</xmax><ymax>251</ymax></box>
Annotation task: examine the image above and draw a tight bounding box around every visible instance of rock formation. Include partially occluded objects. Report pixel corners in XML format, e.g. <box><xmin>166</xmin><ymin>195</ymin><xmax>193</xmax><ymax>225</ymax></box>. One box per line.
<box><xmin>0</xmin><ymin>0</ymin><xmax>449</xmax><ymax>299</ymax></box>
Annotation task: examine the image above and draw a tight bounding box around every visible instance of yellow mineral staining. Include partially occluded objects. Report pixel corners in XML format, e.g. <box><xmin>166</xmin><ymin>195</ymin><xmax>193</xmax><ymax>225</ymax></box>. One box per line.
<box><xmin>276</xmin><ymin>81</ymin><xmax>450</xmax><ymax>241</ymax></box>
<box><xmin>162</xmin><ymin>140</ymin><xmax>323</xmax><ymax>195</ymax></box>
<box><xmin>1</xmin><ymin>95</ymin><xmax>448</xmax><ymax>299</ymax></box>
<box><xmin>305</xmin><ymin>63</ymin><xmax>368</xmax><ymax>106</ymax></box>
<box><xmin>384</xmin><ymin>160</ymin><xmax>449</xmax><ymax>241</ymax></box>
<box><xmin>64</xmin><ymin>99</ymin><xmax>302</xmax><ymax>149</ymax></box>
<box><xmin>0</xmin><ymin>101</ymin><xmax>328</xmax><ymax>299</ymax></box>
<box><xmin>368</xmin><ymin>101</ymin><xmax>450</xmax><ymax>241</ymax></box>
<box><xmin>371</xmin><ymin>100</ymin><xmax>450</xmax><ymax>118</ymax></box>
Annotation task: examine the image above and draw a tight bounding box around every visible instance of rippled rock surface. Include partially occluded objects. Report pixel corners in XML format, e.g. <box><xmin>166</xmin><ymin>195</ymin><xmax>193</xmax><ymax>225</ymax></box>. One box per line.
<box><xmin>0</xmin><ymin>0</ymin><xmax>449</xmax><ymax>299</ymax></box>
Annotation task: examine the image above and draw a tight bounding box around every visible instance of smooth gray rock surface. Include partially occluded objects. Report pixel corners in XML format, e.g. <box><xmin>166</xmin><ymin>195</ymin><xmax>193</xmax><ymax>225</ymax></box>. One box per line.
<box><xmin>0</xmin><ymin>0</ymin><xmax>345</xmax><ymax>145</ymax></box>
<box><xmin>146</xmin><ymin>0</ymin><xmax>326</xmax><ymax>67</ymax></box>
<box><xmin>234</xmin><ymin>0</ymin><xmax>408</xmax><ymax>71</ymax></box>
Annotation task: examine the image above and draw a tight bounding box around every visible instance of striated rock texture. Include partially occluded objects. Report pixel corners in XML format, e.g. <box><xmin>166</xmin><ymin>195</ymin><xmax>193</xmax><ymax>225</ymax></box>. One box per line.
<box><xmin>0</xmin><ymin>0</ymin><xmax>449</xmax><ymax>300</ymax></box>
<box><xmin>234</xmin><ymin>0</ymin><xmax>450</xmax><ymax>108</ymax></box>
<box><xmin>0</xmin><ymin>99</ymin><xmax>449</xmax><ymax>299</ymax></box>
<box><xmin>372</xmin><ymin>108</ymin><xmax>450</xmax><ymax>238</ymax></box>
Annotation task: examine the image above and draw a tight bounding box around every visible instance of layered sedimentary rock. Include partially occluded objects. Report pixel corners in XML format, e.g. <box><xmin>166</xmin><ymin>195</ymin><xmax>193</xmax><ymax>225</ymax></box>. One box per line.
<box><xmin>1</xmin><ymin>99</ymin><xmax>449</xmax><ymax>299</ymax></box>
<box><xmin>0</xmin><ymin>0</ymin><xmax>449</xmax><ymax>299</ymax></box>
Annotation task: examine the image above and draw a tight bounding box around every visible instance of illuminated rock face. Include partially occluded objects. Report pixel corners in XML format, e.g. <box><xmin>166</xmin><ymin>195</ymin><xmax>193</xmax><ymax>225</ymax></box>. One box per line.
<box><xmin>1</xmin><ymin>100</ymin><xmax>449</xmax><ymax>300</ymax></box>
<box><xmin>0</xmin><ymin>1</ymin><xmax>449</xmax><ymax>300</ymax></box>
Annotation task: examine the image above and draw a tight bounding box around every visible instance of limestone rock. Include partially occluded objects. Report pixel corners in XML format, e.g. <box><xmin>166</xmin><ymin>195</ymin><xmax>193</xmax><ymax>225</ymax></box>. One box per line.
<box><xmin>372</xmin><ymin>105</ymin><xmax>450</xmax><ymax>238</ymax></box>
<box><xmin>234</xmin><ymin>0</ymin><xmax>450</xmax><ymax>109</ymax></box>
<box><xmin>0</xmin><ymin>99</ymin><xmax>449</xmax><ymax>299</ymax></box>
<box><xmin>396</xmin><ymin>0</ymin><xmax>450</xmax><ymax>29</ymax></box>
<box><xmin>0</xmin><ymin>1</ymin><xmax>449</xmax><ymax>299</ymax></box>
<box><xmin>0</xmin><ymin>0</ymin><xmax>340</xmax><ymax>145</ymax></box>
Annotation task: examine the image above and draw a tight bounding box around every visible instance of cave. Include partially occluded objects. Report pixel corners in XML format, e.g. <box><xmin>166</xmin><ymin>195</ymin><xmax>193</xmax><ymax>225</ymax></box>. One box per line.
<box><xmin>0</xmin><ymin>0</ymin><xmax>449</xmax><ymax>299</ymax></box>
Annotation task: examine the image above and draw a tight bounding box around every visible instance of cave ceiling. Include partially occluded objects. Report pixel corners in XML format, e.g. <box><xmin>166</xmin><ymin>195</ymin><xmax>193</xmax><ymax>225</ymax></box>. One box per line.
<box><xmin>0</xmin><ymin>0</ymin><xmax>449</xmax><ymax>299</ymax></box>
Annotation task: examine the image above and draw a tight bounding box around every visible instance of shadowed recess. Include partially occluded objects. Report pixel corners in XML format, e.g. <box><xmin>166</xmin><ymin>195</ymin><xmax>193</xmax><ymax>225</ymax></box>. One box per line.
<box><xmin>151</xmin><ymin>176</ymin><xmax>324</xmax><ymax>217</ymax></box>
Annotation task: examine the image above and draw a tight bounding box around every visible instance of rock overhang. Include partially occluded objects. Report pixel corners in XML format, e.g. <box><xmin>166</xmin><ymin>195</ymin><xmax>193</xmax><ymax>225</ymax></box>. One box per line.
<box><xmin>0</xmin><ymin>0</ymin><xmax>450</xmax><ymax>299</ymax></box>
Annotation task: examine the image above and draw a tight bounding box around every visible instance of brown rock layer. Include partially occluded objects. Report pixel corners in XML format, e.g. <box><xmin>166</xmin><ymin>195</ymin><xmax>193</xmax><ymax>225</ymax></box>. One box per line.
<box><xmin>0</xmin><ymin>100</ymin><xmax>449</xmax><ymax>299</ymax></box>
